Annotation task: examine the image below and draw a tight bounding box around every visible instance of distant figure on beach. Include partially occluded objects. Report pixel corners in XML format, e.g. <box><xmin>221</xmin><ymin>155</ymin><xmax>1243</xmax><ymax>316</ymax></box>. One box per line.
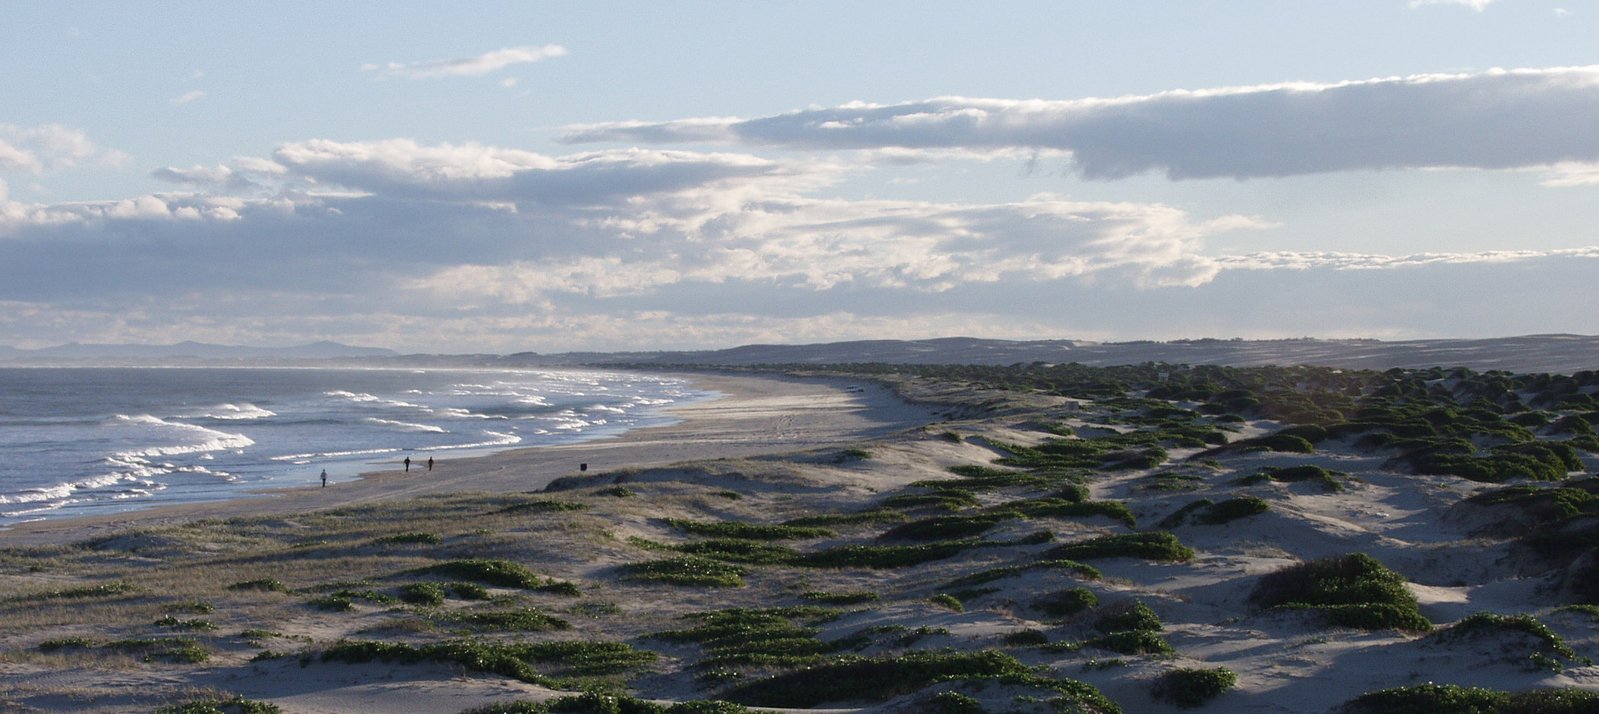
<box><xmin>320</xmin><ymin>469</ymin><xmax>327</xmax><ymax>488</ymax></box>
<box><xmin>427</xmin><ymin>457</ymin><xmax>434</xmax><ymax>471</ymax></box>
<box><xmin>404</xmin><ymin>456</ymin><xmax>411</xmax><ymax>472</ymax></box>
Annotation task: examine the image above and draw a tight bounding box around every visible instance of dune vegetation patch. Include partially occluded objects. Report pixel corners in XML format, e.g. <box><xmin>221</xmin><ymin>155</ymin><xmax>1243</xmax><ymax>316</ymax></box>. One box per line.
<box><xmin>1250</xmin><ymin>553</ymin><xmax>1431</xmax><ymax>632</ymax></box>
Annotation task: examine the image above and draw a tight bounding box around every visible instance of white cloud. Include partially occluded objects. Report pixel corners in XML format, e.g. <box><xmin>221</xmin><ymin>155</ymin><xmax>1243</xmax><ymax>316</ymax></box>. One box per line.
<box><xmin>1215</xmin><ymin>247</ymin><xmax>1599</xmax><ymax>271</ymax></box>
<box><xmin>0</xmin><ymin>124</ymin><xmax>130</xmax><ymax>174</ymax></box>
<box><xmin>363</xmin><ymin>44</ymin><xmax>567</xmax><ymax>79</ymax></box>
<box><xmin>171</xmin><ymin>90</ymin><xmax>205</xmax><ymax>105</ymax></box>
<box><xmin>1410</xmin><ymin>0</ymin><xmax>1496</xmax><ymax>10</ymax></box>
<box><xmin>564</xmin><ymin>66</ymin><xmax>1599</xmax><ymax>182</ymax></box>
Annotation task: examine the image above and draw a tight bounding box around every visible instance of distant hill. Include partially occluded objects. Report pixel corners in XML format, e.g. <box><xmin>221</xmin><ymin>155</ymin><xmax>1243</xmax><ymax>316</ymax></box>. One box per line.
<box><xmin>0</xmin><ymin>340</ymin><xmax>397</xmax><ymax>364</ymax></box>
<box><xmin>502</xmin><ymin>334</ymin><xmax>1599</xmax><ymax>375</ymax></box>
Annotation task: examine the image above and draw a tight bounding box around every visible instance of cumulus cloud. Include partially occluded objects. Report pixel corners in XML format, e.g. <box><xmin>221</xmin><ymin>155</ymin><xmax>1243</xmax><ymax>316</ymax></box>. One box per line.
<box><xmin>0</xmin><ymin>124</ymin><xmax>130</xmax><ymax>174</ymax></box>
<box><xmin>563</xmin><ymin>66</ymin><xmax>1599</xmax><ymax>181</ymax></box>
<box><xmin>363</xmin><ymin>44</ymin><xmax>567</xmax><ymax>79</ymax></box>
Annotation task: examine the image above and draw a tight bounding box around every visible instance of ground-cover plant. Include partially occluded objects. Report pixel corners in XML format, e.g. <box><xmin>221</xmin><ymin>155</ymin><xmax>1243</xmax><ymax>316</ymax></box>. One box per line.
<box><xmin>1044</xmin><ymin>531</ymin><xmax>1195</xmax><ymax>562</ymax></box>
<box><xmin>781</xmin><ymin>509</ymin><xmax>908</xmax><ymax>528</ymax></box>
<box><xmin>719</xmin><ymin>649</ymin><xmax>1118</xmax><ymax>712</ymax></box>
<box><xmin>495</xmin><ymin>499</ymin><xmax>590</xmax><ymax>515</ymax></box>
<box><xmin>10</xmin><ymin>581</ymin><xmax>138</xmax><ymax>602</ymax></box>
<box><xmin>1002</xmin><ymin>496</ymin><xmax>1137</xmax><ymax>528</ymax></box>
<box><xmin>651</xmin><ymin>607</ymin><xmax>846</xmax><ymax>670</ymax></box>
<box><xmin>370</xmin><ymin>531</ymin><xmax>442</xmax><ymax>545</ymax></box>
<box><xmin>399</xmin><ymin>582</ymin><xmax>447</xmax><ymax>605</ymax></box>
<box><xmin>227</xmin><ymin>577</ymin><xmax>289</xmax><ymax>593</ymax></box>
<box><xmin>462</xmin><ymin>692</ymin><xmax>752</xmax><ymax>713</ymax></box>
<box><xmin>321</xmin><ymin>638</ymin><xmax>655</xmax><ymax>685</ymax></box>
<box><xmin>669</xmin><ymin>539</ymin><xmax>799</xmax><ymax>565</ymax></box>
<box><xmin>1249</xmin><ymin>553</ymin><xmax>1431</xmax><ymax>632</ymax></box>
<box><xmin>1032</xmin><ymin>587</ymin><xmax>1098</xmax><ymax>618</ymax></box>
<box><xmin>620</xmin><ymin>556</ymin><xmax>747</xmax><ymax>587</ymax></box>
<box><xmin>929</xmin><ymin>593</ymin><xmax>964</xmax><ymax>612</ymax></box>
<box><xmin>1151</xmin><ymin>666</ymin><xmax>1236</xmax><ymax>709</ymax></box>
<box><xmin>55</xmin><ymin>637</ymin><xmax>211</xmax><ymax>663</ymax></box>
<box><xmin>1195</xmin><ymin>496</ymin><xmax>1271</xmax><ymax>525</ymax></box>
<box><xmin>153</xmin><ymin>695</ymin><xmax>283</xmax><ymax>714</ymax></box>
<box><xmin>1241</xmin><ymin>465</ymin><xmax>1345</xmax><ymax>493</ymax></box>
<box><xmin>942</xmin><ymin>558</ymin><xmax>1102</xmax><ymax>589</ymax></box>
<box><xmin>1094</xmin><ymin>601</ymin><xmax>1162</xmax><ymax>633</ymax></box>
<box><xmin>664</xmin><ymin>519</ymin><xmax>834</xmax><ymax>540</ymax></box>
<box><xmin>793</xmin><ymin>540</ymin><xmax>978</xmax><ymax>569</ymax></box>
<box><xmin>799</xmin><ymin>590</ymin><xmax>880</xmax><ymax>604</ymax></box>
<box><xmin>154</xmin><ymin>615</ymin><xmax>218</xmax><ymax>631</ymax></box>
<box><xmin>406</xmin><ymin>559</ymin><xmax>580</xmax><ymax>595</ymax></box>
<box><xmin>1431</xmin><ymin>612</ymin><xmax>1590</xmax><ymax>670</ymax></box>
<box><xmin>879</xmin><ymin>490</ymin><xmax>983</xmax><ymax>512</ymax></box>
<box><xmin>879</xmin><ymin>513</ymin><xmax>1018</xmax><ymax>541</ymax></box>
<box><xmin>1340</xmin><ymin>683</ymin><xmax>1599</xmax><ymax>714</ymax></box>
<box><xmin>441</xmin><ymin>607</ymin><xmax>572</xmax><ymax>632</ymax></box>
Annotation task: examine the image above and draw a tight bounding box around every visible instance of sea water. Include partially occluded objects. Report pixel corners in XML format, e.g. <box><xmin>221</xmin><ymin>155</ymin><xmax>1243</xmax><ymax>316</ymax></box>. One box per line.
<box><xmin>0</xmin><ymin>367</ymin><xmax>711</xmax><ymax>526</ymax></box>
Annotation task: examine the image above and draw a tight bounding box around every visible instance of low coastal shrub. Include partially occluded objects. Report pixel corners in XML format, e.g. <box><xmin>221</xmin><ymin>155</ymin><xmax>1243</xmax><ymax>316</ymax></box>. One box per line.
<box><xmin>929</xmin><ymin>593</ymin><xmax>964</xmax><ymax>612</ymax></box>
<box><xmin>1250</xmin><ymin>553</ymin><xmax>1431</xmax><ymax>632</ymax></box>
<box><xmin>722</xmin><ymin>650</ymin><xmax>1091</xmax><ymax>709</ymax></box>
<box><xmin>1432</xmin><ymin>612</ymin><xmax>1589</xmax><ymax>669</ymax></box>
<box><xmin>443</xmin><ymin>607</ymin><xmax>571</xmax><ymax>632</ymax></box>
<box><xmin>103</xmin><ymin>637</ymin><xmax>209</xmax><ymax>663</ymax></box>
<box><xmin>462</xmin><ymin>693</ymin><xmax>752</xmax><ymax>713</ymax></box>
<box><xmin>153</xmin><ymin>696</ymin><xmax>283</xmax><ymax>714</ymax></box>
<box><xmin>321</xmin><ymin>638</ymin><xmax>656</xmax><ymax>684</ymax></box>
<box><xmin>227</xmin><ymin>578</ymin><xmax>289</xmax><ymax>593</ymax></box>
<box><xmin>620</xmin><ymin>556</ymin><xmax>747</xmax><ymax>587</ymax></box>
<box><xmin>399</xmin><ymin>582</ymin><xmax>446</xmax><ymax>606</ymax></box>
<box><xmin>1341</xmin><ymin>683</ymin><xmax>1599</xmax><ymax>714</ymax></box>
<box><xmin>153</xmin><ymin>616</ymin><xmax>218</xmax><ymax>631</ymax></box>
<box><xmin>1196</xmin><ymin>496</ymin><xmax>1271</xmax><ymax>525</ymax></box>
<box><xmin>1032</xmin><ymin>587</ymin><xmax>1098</xmax><ymax>618</ymax></box>
<box><xmin>794</xmin><ymin>540</ymin><xmax>976</xmax><ymax>569</ymax></box>
<box><xmin>370</xmin><ymin>531</ymin><xmax>442</xmax><ymax>545</ymax></box>
<box><xmin>799</xmin><ymin>590</ymin><xmax>880</xmax><ymax>605</ymax></box>
<box><xmin>942</xmin><ymin>559</ymin><xmax>1102</xmax><ymax>589</ymax></box>
<box><xmin>880</xmin><ymin>490</ymin><xmax>982</xmax><ymax>512</ymax></box>
<box><xmin>664</xmin><ymin>519</ymin><xmax>834</xmax><ymax>540</ymax></box>
<box><xmin>1151</xmin><ymin>667</ymin><xmax>1236</xmax><ymax>708</ymax></box>
<box><xmin>495</xmin><ymin>498</ymin><xmax>589</xmax><ymax>515</ymax></box>
<box><xmin>1011</xmin><ymin>499</ymin><xmax>1136</xmax><ymax>528</ymax></box>
<box><xmin>670</xmin><ymin>539</ymin><xmax>798</xmax><ymax>565</ymax></box>
<box><xmin>1044</xmin><ymin>531</ymin><xmax>1195</xmax><ymax>562</ymax></box>
<box><xmin>651</xmin><ymin>607</ymin><xmax>843</xmax><ymax>670</ymax></box>
<box><xmin>406</xmin><ymin>559</ymin><xmax>579</xmax><ymax>594</ymax></box>
<box><xmin>879</xmin><ymin>513</ymin><xmax>1017</xmax><ymax>541</ymax></box>
<box><xmin>1243</xmin><ymin>465</ymin><xmax>1345</xmax><ymax>493</ymax></box>
<box><xmin>1094</xmin><ymin>601</ymin><xmax>1162</xmax><ymax>633</ymax></box>
<box><xmin>14</xmin><ymin>581</ymin><xmax>138</xmax><ymax>602</ymax></box>
<box><xmin>781</xmin><ymin>509</ymin><xmax>908</xmax><ymax>528</ymax></box>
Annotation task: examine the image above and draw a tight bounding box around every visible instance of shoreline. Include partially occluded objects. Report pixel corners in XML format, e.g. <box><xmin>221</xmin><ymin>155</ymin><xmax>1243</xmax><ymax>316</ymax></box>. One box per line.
<box><xmin>1</xmin><ymin>370</ymin><xmax>938</xmax><ymax>548</ymax></box>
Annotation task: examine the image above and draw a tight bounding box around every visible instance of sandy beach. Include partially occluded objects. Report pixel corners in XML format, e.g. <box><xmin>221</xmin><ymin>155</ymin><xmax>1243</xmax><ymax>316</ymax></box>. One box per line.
<box><xmin>1</xmin><ymin>371</ymin><xmax>936</xmax><ymax>549</ymax></box>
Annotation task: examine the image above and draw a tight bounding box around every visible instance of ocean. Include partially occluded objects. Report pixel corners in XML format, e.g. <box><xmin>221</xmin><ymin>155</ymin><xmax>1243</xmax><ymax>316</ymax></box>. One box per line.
<box><xmin>0</xmin><ymin>367</ymin><xmax>711</xmax><ymax>526</ymax></box>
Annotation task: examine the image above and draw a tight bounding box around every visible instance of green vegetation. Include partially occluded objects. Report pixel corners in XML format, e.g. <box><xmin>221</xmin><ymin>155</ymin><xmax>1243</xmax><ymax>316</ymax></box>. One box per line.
<box><xmin>1433</xmin><ymin>612</ymin><xmax>1589</xmax><ymax>670</ymax></box>
<box><xmin>1032</xmin><ymin>587</ymin><xmax>1098</xmax><ymax>618</ymax></box>
<box><xmin>1250</xmin><ymin>553</ymin><xmax>1431</xmax><ymax>632</ymax></box>
<box><xmin>799</xmin><ymin>590</ymin><xmax>880</xmax><ymax>604</ymax></box>
<box><xmin>651</xmin><ymin>607</ymin><xmax>846</xmax><ymax>670</ymax></box>
<box><xmin>370</xmin><ymin>531</ymin><xmax>442</xmax><ymax>545</ymax></box>
<box><xmin>1242</xmin><ymin>465</ymin><xmax>1345</xmax><ymax>493</ymax></box>
<box><xmin>1151</xmin><ymin>667</ymin><xmax>1236</xmax><ymax>708</ymax></box>
<box><xmin>782</xmin><ymin>508</ymin><xmax>908</xmax><ymax>528</ymax></box>
<box><xmin>664</xmin><ymin>518</ymin><xmax>834</xmax><ymax>540</ymax></box>
<box><xmin>11</xmin><ymin>581</ymin><xmax>137</xmax><ymax>602</ymax></box>
<box><xmin>321</xmin><ymin>639</ymin><xmax>656</xmax><ymax>685</ymax></box>
<box><xmin>879</xmin><ymin>513</ymin><xmax>1016</xmax><ymax>541</ymax></box>
<box><xmin>44</xmin><ymin>636</ymin><xmax>210</xmax><ymax>663</ymax></box>
<box><xmin>720</xmin><ymin>649</ymin><xmax>1118</xmax><ymax>712</ymax></box>
<box><xmin>442</xmin><ymin>607</ymin><xmax>571</xmax><ymax>632</ymax></box>
<box><xmin>462</xmin><ymin>693</ymin><xmax>751</xmax><ymax>713</ymax></box>
<box><xmin>1341</xmin><ymin>684</ymin><xmax>1599</xmax><ymax>714</ymax></box>
<box><xmin>153</xmin><ymin>696</ymin><xmax>283</xmax><ymax>714</ymax></box>
<box><xmin>929</xmin><ymin>593</ymin><xmax>964</xmax><ymax>611</ymax></box>
<box><xmin>227</xmin><ymin>577</ymin><xmax>289</xmax><ymax>593</ymax></box>
<box><xmin>1044</xmin><ymin>531</ymin><xmax>1195</xmax><ymax>562</ymax></box>
<box><xmin>1195</xmin><ymin>496</ymin><xmax>1271</xmax><ymax>525</ymax></box>
<box><xmin>406</xmin><ymin>559</ymin><xmax>579</xmax><ymax>595</ymax></box>
<box><xmin>620</xmin><ymin>556</ymin><xmax>747</xmax><ymax>587</ymax></box>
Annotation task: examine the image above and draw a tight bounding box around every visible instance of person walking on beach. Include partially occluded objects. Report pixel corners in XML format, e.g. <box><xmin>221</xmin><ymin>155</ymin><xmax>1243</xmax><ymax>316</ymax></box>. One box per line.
<box><xmin>320</xmin><ymin>469</ymin><xmax>327</xmax><ymax>488</ymax></box>
<box><xmin>427</xmin><ymin>457</ymin><xmax>434</xmax><ymax>471</ymax></box>
<box><xmin>404</xmin><ymin>456</ymin><xmax>411</xmax><ymax>472</ymax></box>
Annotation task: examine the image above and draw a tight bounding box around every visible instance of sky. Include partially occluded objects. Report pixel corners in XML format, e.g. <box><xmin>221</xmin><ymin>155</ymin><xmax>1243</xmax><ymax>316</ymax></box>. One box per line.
<box><xmin>2</xmin><ymin>0</ymin><xmax>1597</xmax><ymax>353</ymax></box>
